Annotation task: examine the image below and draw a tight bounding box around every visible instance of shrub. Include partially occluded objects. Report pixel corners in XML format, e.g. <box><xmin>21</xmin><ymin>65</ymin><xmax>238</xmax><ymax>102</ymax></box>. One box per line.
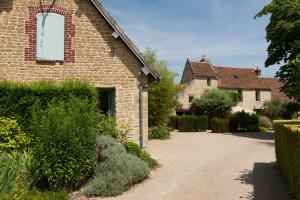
<box><xmin>148</xmin><ymin>126</ymin><xmax>171</xmax><ymax>140</ymax></box>
<box><xmin>168</xmin><ymin>116</ymin><xmax>179</xmax><ymax>130</ymax></box>
<box><xmin>0</xmin><ymin>80</ymin><xmax>98</xmax><ymax>132</ymax></box>
<box><xmin>30</xmin><ymin>98</ymin><xmax>98</xmax><ymax>189</ymax></box>
<box><xmin>191</xmin><ymin>89</ymin><xmax>236</xmax><ymax>118</ymax></box>
<box><xmin>263</xmin><ymin>99</ymin><xmax>287</xmax><ymax>120</ymax></box>
<box><xmin>211</xmin><ymin>118</ymin><xmax>229</xmax><ymax>133</ymax></box>
<box><xmin>123</xmin><ymin>141</ymin><xmax>159</xmax><ymax>169</ymax></box>
<box><xmin>84</xmin><ymin>136</ymin><xmax>150</xmax><ymax>197</ymax></box>
<box><xmin>229</xmin><ymin>111</ymin><xmax>259</xmax><ymax>132</ymax></box>
<box><xmin>259</xmin><ymin>116</ymin><xmax>272</xmax><ymax>129</ymax></box>
<box><xmin>178</xmin><ymin>115</ymin><xmax>208</xmax><ymax>132</ymax></box>
<box><xmin>0</xmin><ymin>118</ymin><xmax>29</xmax><ymax>152</ymax></box>
<box><xmin>0</xmin><ymin>151</ymin><xmax>32</xmax><ymax>195</ymax></box>
<box><xmin>274</xmin><ymin>122</ymin><xmax>300</xmax><ymax>200</ymax></box>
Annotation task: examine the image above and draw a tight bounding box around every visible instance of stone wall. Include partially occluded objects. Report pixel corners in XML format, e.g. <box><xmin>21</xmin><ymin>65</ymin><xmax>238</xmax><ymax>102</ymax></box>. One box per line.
<box><xmin>0</xmin><ymin>0</ymin><xmax>149</xmax><ymax>144</ymax></box>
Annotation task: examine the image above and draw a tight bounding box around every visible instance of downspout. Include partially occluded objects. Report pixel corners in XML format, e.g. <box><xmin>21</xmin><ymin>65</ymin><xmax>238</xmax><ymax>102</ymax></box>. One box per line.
<box><xmin>139</xmin><ymin>80</ymin><xmax>159</xmax><ymax>149</ymax></box>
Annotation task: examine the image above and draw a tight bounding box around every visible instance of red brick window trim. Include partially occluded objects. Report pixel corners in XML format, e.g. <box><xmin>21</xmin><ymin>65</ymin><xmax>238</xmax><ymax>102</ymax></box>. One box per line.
<box><xmin>25</xmin><ymin>5</ymin><xmax>75</xmax><ymax>62</ymax></box>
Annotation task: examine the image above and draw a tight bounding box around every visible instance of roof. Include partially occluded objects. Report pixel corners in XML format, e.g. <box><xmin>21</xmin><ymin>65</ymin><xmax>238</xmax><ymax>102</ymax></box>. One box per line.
<box><xmin>214</xmin><ymin>66</ymin><xmax>270</xmax><ymax>90</ymax></box>
<box><xmin>260</xmin><ymin>78</ymin><xmax>290</xmax><ymax>101</ymax></box>
<box><xmin>188</xmin><ymin>60</ymin><xmax>216</xmax><ymax>78</ymax></box>
<box><xmin>90</xmin><ymin>0</ymin><xmax>160</xmax><ymax>81</ymax></box>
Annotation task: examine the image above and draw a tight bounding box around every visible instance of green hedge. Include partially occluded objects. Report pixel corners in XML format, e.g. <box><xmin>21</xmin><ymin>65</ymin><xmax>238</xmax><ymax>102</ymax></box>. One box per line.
<box><xmin>148</xmin><ymin>126</ymin><xmax>171</xmax><ymax>140</ymax></box>
<box><xmin>274</xmin><ymin>121</ymin><xmax>300</xmax><ymax>200</ymax></box>
<box><xmin>178</xmin><ymin>115</ymin><xmax>208</xmax><ymax>132</ymax></box>
<box><xmin>0</xmin><ymin>80</ymin><xmax>98</xmax><ymax>131</ymax></box>
<box><xmin>211</xmin><ymin>118</ymin><xmax>229</xmax><ymax>133</ymax></box>
<box><xmin>229</xmin><ymin>111</ymin><xmax>259</xmax><ymax>132</ymax></box>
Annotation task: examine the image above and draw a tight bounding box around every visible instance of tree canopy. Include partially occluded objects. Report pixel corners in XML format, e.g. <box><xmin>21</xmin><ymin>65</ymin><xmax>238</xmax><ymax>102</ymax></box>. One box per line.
<box><xmin>191</xmin><ymin>89</ymin><xmax>236</xmax><ymax>118</ymax></box>
<box><xmin>255</xmin><ymin>0</ymin><xmax>300</xmax><ymax>100</ymax></box>
<box><xmin>143</xmin><ymin>48</ymin><xmax>182</xmax><ymax>127</ymax></box>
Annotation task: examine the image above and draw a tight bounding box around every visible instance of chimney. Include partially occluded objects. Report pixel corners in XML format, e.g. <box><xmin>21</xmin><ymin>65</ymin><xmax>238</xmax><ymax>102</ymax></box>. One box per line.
<box><xmin>255</xmin><ymin>67</ymin><xmax>261</xmax><ymax>76</ymax></box>
<box><xmin>200</xmin><ymin>54</ymin><xmax>209</xmax><ymax>63</ymax></box>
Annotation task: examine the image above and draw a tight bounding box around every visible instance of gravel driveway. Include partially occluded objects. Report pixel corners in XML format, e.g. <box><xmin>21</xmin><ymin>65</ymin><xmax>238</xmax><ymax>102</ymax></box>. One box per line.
<box><xmin>93</xmin><ymin>132</ymin><xmax>291</xmax><ymax>200</ymax></box>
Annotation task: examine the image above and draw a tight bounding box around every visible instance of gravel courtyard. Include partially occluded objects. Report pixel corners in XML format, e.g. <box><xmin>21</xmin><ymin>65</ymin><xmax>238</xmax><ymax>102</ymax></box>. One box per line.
<box><xmin>97</xmin><ymin>132</ymin><xmax>291</xmax><ymax>200</ymax></box>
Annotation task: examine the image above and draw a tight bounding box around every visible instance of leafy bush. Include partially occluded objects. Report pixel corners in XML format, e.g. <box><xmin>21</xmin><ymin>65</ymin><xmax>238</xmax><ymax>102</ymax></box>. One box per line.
<box><xmin>0</xmin><ymin>80</ymin><xmax>98</xmax><ymax>131</ymax></box>
<box><xmin>191</xmin><ymin>89</ymin><xmax>236</xmax><ymax>118</ymax></box>
<box><xmin>229</xmin><ymin>111</ymin><xmax>259</xmax><ymax>132</ymax></box>
<box><xmin>168</xmin><ymin>116</ymin><xmax>179</xmax><ymax>130</ymax></box>
<box><xmin>178</xmin><ymin>115</ymin><xmax>208</xmax><ymax>132</ymax></box>
<box><xmin>211</xmin><ymin>118</ymin><xmax>229</xmax><ymax>133</ymax></box>
<box><xmin>274</xmin><ymin>121</ymin><xmax>300</xmax><ymax>200</ymax></box>
<box><xmin>263</xmin><ymin>99</ymin><xmax>287</xmax><ymax>120</ymax></box>
<box><xmin>148</xmin><ymin>126</ymin><xmax>171</xmax><ymax>140</ymax></box>
<box><xmin>144</xmin><ymin>49</ymin><xmax>183</xmax><ymax>127</ymax></box>
<box><xmin>0</xmin><ymin>151</ymin><xmax>32</xmax><ymax>195</ymax></box>
<box><xmin>0</xmin><ymin>118</ymin><xmax>29</xmax><ymax>152</ymax></box>
<box><xmin>84</xmin><ymin>136</ymin><xmax>150</xmax><ymax>197</ymax></box>
<box><xmin>259</xmin><ymin>116</ymin><xmax>272</xmax><ymax>130</ymax></box>
<box><xmin>123</xmin><ymin>141</ymin><xmax>159</xmax><ymax>169</ymax></box>
<box><xmin>30</xmin><ymin>98</ymin><xmax>98</xmax><ymax>189</ymax></box>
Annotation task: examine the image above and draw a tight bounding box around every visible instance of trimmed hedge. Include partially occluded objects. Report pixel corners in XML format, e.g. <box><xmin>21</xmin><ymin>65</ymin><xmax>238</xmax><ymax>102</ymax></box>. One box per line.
<box><xmin>211</xmin><ymin>118</ymin><xmax>229</xmax><ymax>133</ymax></box>
<box><xmin>178</xmin><ymin>115</ymin><xmax>208</xmax><ymax>132</ymax></box>
<box><xmin>229</xmin><ymin>111</ymin><xmax>259</xmax><ymax>132</ymax></box>
<box><xmin>0</xmin><ymin>80</ymin><xmax>98</xmax><ymax>131</ymax></box>
<box><xmin>274</xmin><ymin>121</ymin><xmax>300</xmax><ymax>200</ymax></box>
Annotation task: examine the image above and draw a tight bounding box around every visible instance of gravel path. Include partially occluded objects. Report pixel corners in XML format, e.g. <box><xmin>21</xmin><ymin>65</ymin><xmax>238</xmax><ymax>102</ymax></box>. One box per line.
<box><xmin>91</xmin><ymin>132</ymin><xmax>291</xmax><ymax>200</ymax></box>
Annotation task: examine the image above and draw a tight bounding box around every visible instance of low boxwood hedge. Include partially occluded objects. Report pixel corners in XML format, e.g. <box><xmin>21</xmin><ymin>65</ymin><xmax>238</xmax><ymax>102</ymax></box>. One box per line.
<box><xmin>178</xmin><ymin>115</ymin><xmax>208</xmax><ymax>132</ymax></box>
<box><xmin>274</xmin><ymin>121</ymin><xmax>300</xmax><ymax>200</ymax></box>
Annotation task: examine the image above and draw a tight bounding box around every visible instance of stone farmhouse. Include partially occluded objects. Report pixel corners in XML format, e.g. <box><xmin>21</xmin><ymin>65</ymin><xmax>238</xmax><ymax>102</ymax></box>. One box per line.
<box><xmin>0</xmin><ymin>0</ymin><xmax>160</xmax><ymax>146</ymax></box>
<box><xmin>178</xmin><ymin>57</ymin><xmax>287</xmax><ymax>112</ymax></box>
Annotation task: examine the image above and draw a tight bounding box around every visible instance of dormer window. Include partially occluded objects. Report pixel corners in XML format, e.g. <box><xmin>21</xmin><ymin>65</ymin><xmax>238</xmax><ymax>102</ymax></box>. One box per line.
<box><xmin>36</xmin><ymin>13</ymin><xmax>65</xmax><ymax>61</ymax></box>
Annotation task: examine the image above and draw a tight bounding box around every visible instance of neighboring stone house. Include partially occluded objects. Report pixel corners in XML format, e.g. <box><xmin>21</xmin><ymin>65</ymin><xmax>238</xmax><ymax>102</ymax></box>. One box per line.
<box><xmin>0</xmin><ymin>0</ymin><xmax>160</xmax><ymax>146</ymax></box>
<box><xmin>178</xmin><ymin>57</ymin><xmax>287</xmax><ymax>112</ymax></box>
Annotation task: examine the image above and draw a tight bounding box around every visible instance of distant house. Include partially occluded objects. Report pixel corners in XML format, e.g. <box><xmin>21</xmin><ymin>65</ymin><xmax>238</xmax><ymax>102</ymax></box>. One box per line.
<box><xmin>0</xmin><ymin>0</ymin><xmax>160</xmax><ymax>146</ymax></box>
<box><xmin>178</xmin><ymin>57</ymin><xmax>288</xmax><ymax>112</ymax></box>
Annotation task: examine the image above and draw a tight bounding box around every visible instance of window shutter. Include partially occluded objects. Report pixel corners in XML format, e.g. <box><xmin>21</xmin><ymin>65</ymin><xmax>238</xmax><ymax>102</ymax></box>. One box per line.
<box><xmin>36</xmin><ymin>13</ymin><xmax>65</xmax><ymax>61</ymax></box>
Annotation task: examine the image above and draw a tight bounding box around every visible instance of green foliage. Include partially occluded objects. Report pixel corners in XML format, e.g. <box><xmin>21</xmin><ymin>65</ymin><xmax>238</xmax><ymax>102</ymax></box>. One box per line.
<box><xmin>229</xmin><ymin>112</ymin><xmax>260</xmax><ymax>132</ymax></box>
<box><xmin>96</xmin><ymin>116</ymin><xmax>129</xmax><ymax>143</ymax></box>
<box><xmin>259</xmin><ymin>116</ymin><xmax>273</xmax><ymax>130</ymax></box>
<box><xmin>263</xmin><ymin>99</ymin><xmax>287</xmax><ymax>120</ymax></box>
<box><xmin>0</xmin><ymin>151</ymin><xmax>32</xmax><ymax>195</ymax></box>
<box><xmin>0</xmin><ymin>118</ymin><xmax>29</xmax><ymax>152</ymax></box>
<box><xmin>30</xmin><ymin>98</ymin><xmax>98</xmax><ymax>189</ymax></box>
<box><xmin>144</xmin><ymin>49</ymin><xmax>183</xmax><ymax>127</ymax></box>
<box><xmin>84</xmin><ymin>136</ymin><xmax>150</xmax><ymax>197</ymax></box>
<box><xmin>255</xmin><ymin>0</ymin><xmax>300</xmax><ymax>100</ymax></box>
<box><xmin>0</xmin><ymin>187</ymin><xmax>68</xmax><ymax>200</ymax></box>
<box><xmin>191</xmin><ymin>89</ymin><xmax>236</xmax><ymax>118</ymax></box>
<box><xmin>178</xmin><ymin>115</ymin><xmax>208</xmax><ymax>132</ymax></box>
<box><xmin>148</xmin><ymin>126</ymin><xmax>171</xmax><ymax>140</ymax></box>
<box><xmin>123</xmin><ymin>141</ymin><xmax>159</xmax><ymax>170</ymax></box>
<box><xmin>0</xmin><ymin>80</ymin><xmax>98</xmax><ymax>131</ymax></box>
<box><xmin>168</xmin><ymin>116</ymin><xmax>179</xmax><ymax>130</ymax></box>
<box><xmin>274</xmin><ymin>122</ymin><xmax>300</xmax><ymax>200</ymax></box>
<box><xmin>211</xmin><ymin>118</ymin><xmax>229</xmax><ymax>133</ymax></box>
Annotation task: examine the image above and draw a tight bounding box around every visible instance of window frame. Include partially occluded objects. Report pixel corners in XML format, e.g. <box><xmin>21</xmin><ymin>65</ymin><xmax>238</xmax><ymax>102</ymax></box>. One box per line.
<box><xmin>189</xmin><ymin>95</ymin><xmax>194</xmax><ymax>104</ymax></box>
<box><xmin>237</xmin><ymin>90</ymin><xmax>243</xmax><ymax>102</ymax></box>
<box><xmin>207</xmin><ymin>78</ymin><xmax>212</xmax><ymax>86</ymax></box>
<box><xmin>256</xmin><ymin>90</ymin><xmax>261</xmax><ymax>102</ymax></box>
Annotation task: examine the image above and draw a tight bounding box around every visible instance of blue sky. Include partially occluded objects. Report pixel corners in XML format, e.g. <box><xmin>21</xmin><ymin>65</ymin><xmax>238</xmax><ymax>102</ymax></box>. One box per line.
<box><xmin>101</xmin><ymin>0</ymin><xmax>277</xmax><ymax>82</ymax></box>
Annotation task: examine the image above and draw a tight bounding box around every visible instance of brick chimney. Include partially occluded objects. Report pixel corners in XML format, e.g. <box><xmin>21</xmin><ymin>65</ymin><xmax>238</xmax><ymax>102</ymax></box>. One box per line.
<box><xmin>254</xmin><ymin>67</ymin><xmax>261</xmax><ymax>76</ymax></box>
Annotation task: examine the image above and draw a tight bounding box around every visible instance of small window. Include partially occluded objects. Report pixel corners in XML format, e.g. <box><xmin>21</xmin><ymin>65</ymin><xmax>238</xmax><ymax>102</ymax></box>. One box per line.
<box><xmin>207</xmin><ymin>78</ymin><xmax>211</xmax><ymax>86</ymax></box>
<box><xmin>36</xmin><ymin>13</ymin><xmax>65</xmax><ymax>61</ymax></box>
<box><xmin>238</xmin><ymin>90</ymin><xmax>243</xmax><ymax>102</ymax></box>
<box><xmin>256</xmin><ymin>90</ymin><xmax>261</xmax><ymax>101</ymax></box>
<box><xmin>189</xmin><ymin>96</ymin><xmax>194</xmax><ymax>103</ymax></box>
<box><xmin>98</xmin><ymin>88</ymin><xmax>116</xmax><ymax>117</ymax></box>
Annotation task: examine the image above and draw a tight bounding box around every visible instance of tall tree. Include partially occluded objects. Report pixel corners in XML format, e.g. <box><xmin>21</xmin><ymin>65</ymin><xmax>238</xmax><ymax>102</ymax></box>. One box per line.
<box><xmin>256</xmin><ymin>0</ymin><xmax>300</xmax><ymax>100</ymax></box>
<box><xmin>143</xmin><ymin>48</ymin><xmax>182</xmax><ymax>127</ymax></box>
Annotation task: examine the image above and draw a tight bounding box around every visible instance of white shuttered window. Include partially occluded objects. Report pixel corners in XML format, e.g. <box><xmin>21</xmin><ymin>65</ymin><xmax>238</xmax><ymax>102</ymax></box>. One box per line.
<box><xmin>36</xmin><ymin>13</ymin><xmax>65</xmax><ymax>61</ymax></box>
